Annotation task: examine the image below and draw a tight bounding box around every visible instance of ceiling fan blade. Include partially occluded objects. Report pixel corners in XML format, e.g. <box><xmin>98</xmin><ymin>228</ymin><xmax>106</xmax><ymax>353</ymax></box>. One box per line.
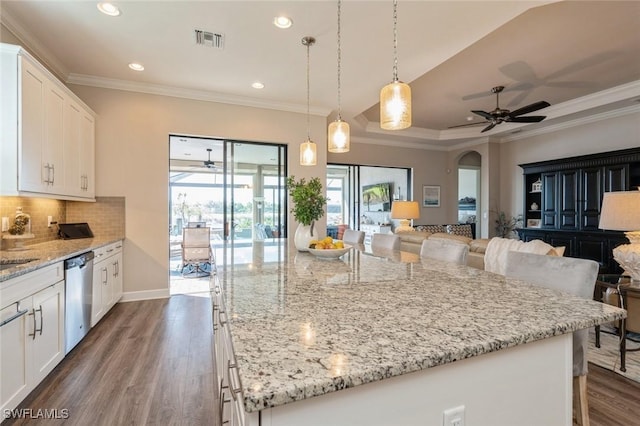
<box><xmin>471</xmin><ymin>110</ymin><xmax>493</xmax><ymax>120</ymax></box>
<box><xmin>481</xmin><ymin>122</ymin><xmax>498</xmax><ymax>133</ymax></box>
<box><xmin>448</xmin><ymin>122</ymin><xmax>488</xmax><ymax>129</ymax></box>
<box><xmin>506</xmin><ymin>115</ymin><xmax>546</xmax><ymax>123</ymax></box>
<box><xmin>509</xmin><ymin>101</ymin><xmax>550</xmax><ymax>117</ymax></box>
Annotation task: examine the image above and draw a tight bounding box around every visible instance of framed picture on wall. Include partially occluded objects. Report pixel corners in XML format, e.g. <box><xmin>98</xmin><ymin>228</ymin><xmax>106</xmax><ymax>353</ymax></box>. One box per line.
<box><xmin>422</xmin><ymin>185</ymin><xmax>440</xmax><ymax>207</ymax></box>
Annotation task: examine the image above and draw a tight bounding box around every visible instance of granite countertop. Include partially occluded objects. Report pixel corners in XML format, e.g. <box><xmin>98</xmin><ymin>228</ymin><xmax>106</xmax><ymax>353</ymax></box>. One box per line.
<box><xmin>212</xmin><ymin>240</ymin><xmax>626</xmax><ymax>413</ymax></box>
<box><xmin>0</xmin><ymin>236</ymin><xmax>124</xmax><ymax>282</ymax></box>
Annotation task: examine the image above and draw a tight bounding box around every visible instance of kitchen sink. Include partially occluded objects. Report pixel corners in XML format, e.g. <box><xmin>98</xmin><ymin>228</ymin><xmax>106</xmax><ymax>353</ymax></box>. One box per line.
<box><xmin>0</xmin><ymin>258</ymin><xmax>39</xmax><ymax>271</ymax></box>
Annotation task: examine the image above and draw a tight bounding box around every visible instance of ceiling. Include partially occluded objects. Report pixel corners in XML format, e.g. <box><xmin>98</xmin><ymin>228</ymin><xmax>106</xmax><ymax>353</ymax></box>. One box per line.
<box><xmin>2</xmin><ymin>0</ymin><xmax>639</xmax><ymax>152</ymax></box>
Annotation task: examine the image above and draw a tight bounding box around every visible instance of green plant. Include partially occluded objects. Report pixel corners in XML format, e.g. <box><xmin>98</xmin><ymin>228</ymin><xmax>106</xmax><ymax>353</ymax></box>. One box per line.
<box><xmin>286</xmin><ymin>176</ymin><xmax>327</xmax><ymax>227</ymax></box>
<box><xmin>494</xmin><ymin>212</ymin><xmax>523</xmax><ymax>238</ymax></box>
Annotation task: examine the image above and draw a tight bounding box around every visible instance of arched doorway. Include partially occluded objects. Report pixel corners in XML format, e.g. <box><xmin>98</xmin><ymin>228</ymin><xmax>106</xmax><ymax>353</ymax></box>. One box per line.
<box><xmin>457</xmin><ymin>151</ymin><xmax>481</xmax><ymax>236</ymax></box>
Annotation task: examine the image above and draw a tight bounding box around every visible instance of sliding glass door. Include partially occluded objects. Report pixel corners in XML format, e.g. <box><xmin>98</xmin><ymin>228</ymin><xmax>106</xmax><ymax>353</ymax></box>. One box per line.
<box><xmin>223</xmin><ymin>141</ymin><xmax>287</xmax><ymax>242</ymax></box>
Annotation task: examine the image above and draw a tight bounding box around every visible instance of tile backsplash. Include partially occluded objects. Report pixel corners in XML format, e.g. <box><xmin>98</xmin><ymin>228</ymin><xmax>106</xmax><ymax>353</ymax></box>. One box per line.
<box><xmin>0</xmin><ymin>196</ymin><xmax>125</xmax><ymax>250</ymax></box>
<box><xmin>67</xmin><ymin>197</ymin><xmax>125</xmax><ymax>239</ymax></box>
<box><xmin>0</xmin><ymin>197</ymin><xmax>65</xmax><ymax>246</ymax></box>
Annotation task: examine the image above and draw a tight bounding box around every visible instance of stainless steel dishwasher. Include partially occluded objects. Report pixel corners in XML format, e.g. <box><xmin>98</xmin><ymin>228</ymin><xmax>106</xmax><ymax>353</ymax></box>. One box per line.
<box><xmin>64</xmin><ymin>251</ymin><xmax>94</xmax><ymax>354</ymax></box>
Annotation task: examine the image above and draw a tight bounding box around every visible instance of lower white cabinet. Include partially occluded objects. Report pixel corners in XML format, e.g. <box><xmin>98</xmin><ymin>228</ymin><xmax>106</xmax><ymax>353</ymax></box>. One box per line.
<box><xmin>0</xmin><ymin>263</ymin><xmax>65</xmax><ymax>414</ymax></box>
<box><xmin>91</xmin><ymin>241</ymin><xmax>123</xmax><ymax>327</ymax></box>
<box><xmin>213</xmin><ymin>283</ymin><xmax>245</xmax><ymax>426</ymax></box>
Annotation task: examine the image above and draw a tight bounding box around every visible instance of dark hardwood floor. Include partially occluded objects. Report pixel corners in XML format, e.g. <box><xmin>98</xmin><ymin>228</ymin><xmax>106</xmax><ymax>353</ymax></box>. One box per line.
<box><xmin>5</xmin><ymin>294</ymin><xmax>216</xmax><ymax>426</ymax></box>
<box><xmin>587</xmin><ymin>363</ymin><xmax>640</xmax><ymax>426</ymax></box>
<box><xmin>5</xmin><ymin>295</ymin><xmax>640</xmax><ymax>425</ymax></box>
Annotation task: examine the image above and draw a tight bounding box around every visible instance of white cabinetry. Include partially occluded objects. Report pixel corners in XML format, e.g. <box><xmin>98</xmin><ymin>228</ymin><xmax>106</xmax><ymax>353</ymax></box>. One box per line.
<box><xmin>360</xmin><ymin>224</ymin><xmax>392</xmax><ymax>245</ymax></box>
<box><xmin>0</xmin><ymin>43</ymin><xmax>96</xmax><ymax>201</ymax></box>
<box><xmin>64</xmin><ymin>99</ymin><xmax>95</xmax><ymax>198</ymax></box>
<box><xmin>212</xmin><ymin>283</ymin><xmax>245</xmax><ymax>426</ymax></box>
<box><xmin>91</xmin><ymin>241</ymin><xmax>123</xmax><ymax>327</ymax></box>
<box><xmin>0</xmin><ymin>263</ymin><xmax>65</xmax><ymax>413</ymax></box>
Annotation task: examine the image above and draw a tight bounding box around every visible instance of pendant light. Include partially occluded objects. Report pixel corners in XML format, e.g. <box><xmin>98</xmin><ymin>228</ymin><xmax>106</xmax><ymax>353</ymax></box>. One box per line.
<box><xmin>380</xmin><ymin>0</ymin><xmax>411</xmax><ymax>130</ymax></box>
<box><xmin>328</xmin><ymin>0</ymin><xmax>350</xmax><ymax>153</ymax></box>
<box><xmin>300</xmin><ymin>36</ymin><xmax>317</xmax><ymax>166</ymax></box>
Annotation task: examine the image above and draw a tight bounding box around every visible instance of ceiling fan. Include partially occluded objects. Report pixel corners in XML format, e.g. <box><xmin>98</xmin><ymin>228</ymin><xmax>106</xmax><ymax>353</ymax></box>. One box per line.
<box><xmin>450</xmin><ymin>86</ymin><xmax>550</xmax><ymax>133</ymax></box>
<box><xmin>203</xmin><ymin>148</ymin><xmax>217</xmax><ymax>168</ymax></box>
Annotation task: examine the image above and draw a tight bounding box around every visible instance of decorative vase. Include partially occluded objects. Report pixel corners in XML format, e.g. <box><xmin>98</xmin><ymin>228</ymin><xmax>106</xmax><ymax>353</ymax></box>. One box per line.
<box><xmin>530</xmin><ymin>202</ymin><xmax>539</xmax><ymax>211</ymax></box>
<box><xmin>294</xmin><ymin>222</ymin><xmax>316</xmax><ymax>252</ymax></box>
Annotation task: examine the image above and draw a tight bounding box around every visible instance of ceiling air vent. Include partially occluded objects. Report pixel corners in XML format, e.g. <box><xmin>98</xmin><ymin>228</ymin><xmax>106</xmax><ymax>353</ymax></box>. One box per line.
<box><xmin>194</xmin><ymin>29</ymin><xmax>225</xmax><ymax>49</ymax></box>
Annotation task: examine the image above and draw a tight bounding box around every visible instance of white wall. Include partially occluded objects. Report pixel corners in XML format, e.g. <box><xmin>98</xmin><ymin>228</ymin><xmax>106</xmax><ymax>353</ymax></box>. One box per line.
<box><xmin>69</xmin><ymin>85</ymin><xmax>327</xmax><ymax>297</ymax></box>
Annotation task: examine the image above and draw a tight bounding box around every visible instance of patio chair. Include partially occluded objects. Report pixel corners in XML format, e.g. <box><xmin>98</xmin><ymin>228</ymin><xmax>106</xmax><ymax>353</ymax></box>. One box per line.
<box><xmin>181</xmin><ymin>226</ymin><xmax>213</xmax><ymax>277</ymax></box>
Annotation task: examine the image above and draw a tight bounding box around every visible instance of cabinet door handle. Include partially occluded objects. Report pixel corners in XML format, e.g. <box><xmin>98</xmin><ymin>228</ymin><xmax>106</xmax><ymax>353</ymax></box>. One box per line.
<box><xmin>102</xmin><ymin>267</ymin><xmax>108</xmax><ymax>284</ymax></box>
<box><xmin>228</xmin><ymin>360</ymin><xmax>242</xmax><ymax>400</ymax></box>
<box><xmin>219</xmin><ymin>379</ymin><xmax>231</xmax><ymax>425</ymax></box>
<box><xmin>50</xmin><ymin>164</ymin><xmax>55</xmax><ymax>185</ymax></box>
<box><xmin>28</xmin><ymin>306</ymin><xmax>43</xmax><ymax>339</ymax></box>
<box><xmin>43</xmin><ymin>163</ymin><xmax>50</xmax><ymax>184</ymax></box>
<box><xmin>0</xmin><ymin>303</ymin><xmax>29</xmax><ymax>328</ymax></box>
<box><xmin>106</xmin><ymin>249</ymin><xmax>114</xmax><ymax>253</ymax></box>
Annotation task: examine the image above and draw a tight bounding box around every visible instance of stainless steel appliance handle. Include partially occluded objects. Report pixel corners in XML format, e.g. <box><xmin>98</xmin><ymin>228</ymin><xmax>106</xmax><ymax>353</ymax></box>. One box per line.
<box><xmin>0</xmin><ymin>303</ymin><xmax>29</xmax><ymax>328</ymax></box>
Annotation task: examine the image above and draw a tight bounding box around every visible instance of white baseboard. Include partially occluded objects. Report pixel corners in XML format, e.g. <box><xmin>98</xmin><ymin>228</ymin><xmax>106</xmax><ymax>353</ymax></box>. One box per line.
<box><xmin>119</xmin><ymin>288</ymin><xmax>170</xmax><ymax>302</ymax></box>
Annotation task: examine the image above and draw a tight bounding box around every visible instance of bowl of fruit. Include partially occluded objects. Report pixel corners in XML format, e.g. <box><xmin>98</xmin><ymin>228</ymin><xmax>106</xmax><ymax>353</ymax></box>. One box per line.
<box><xmin>308</xmin><ymin>237</ymin><xmax>352</xmax><ymax>259</ymax></box>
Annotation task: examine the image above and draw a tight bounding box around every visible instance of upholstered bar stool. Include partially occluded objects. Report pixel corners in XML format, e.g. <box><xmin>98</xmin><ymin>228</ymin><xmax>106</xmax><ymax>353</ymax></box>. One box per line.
<box><xmin>343</xmin><ymin>229</ymin><xmax>365</xmax><ymax>245</ymax></box>
<box><xmin>505</xmin><ymin>251</ymin><xmax>599</xmax><ymax>426</ymax></box>
<box><xmin>419</xmin><ymin>239</ymin><xmax>469</xmax><ymax>265</ymax></box>
<box><xmin>371</xmin><ymin>233</ymin><xmax>400</xmax><ymax>251</ymax></box>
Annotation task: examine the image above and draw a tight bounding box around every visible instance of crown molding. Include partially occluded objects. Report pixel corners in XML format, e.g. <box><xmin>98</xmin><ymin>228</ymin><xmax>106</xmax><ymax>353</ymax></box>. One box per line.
<box><xmin>0</xmin><ymin>7</ymin><xmax>69</xmax><ymax>80</ymax></box>
<box><xmin>66</xmin><ymin>73</ymin><xmax>331</xmax><ymax>117</ymax></box>
<box><xmin>500</xmin><ymin>103</ymin><xmax>640</xmax><ymax>143</ymax></box>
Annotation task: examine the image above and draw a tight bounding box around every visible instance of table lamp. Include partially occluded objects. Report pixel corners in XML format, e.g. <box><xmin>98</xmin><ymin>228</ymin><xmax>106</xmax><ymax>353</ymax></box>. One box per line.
<box><xmin>599</xmin><ymin>189</ymin><xmax>640</xmax><ymax>281</ymax></box>
<box><xmin>391</xmin><ymin>201</ymin><xmax>420</xmax><ymax>233</ymax></box>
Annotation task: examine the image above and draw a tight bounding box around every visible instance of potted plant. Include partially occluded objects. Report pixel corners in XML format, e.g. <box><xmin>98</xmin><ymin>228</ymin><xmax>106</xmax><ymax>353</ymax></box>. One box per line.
<box><xmin>494</xmin><ymin>211</ymin><xmax>523</xmax><ymax>238</ymax></box>
<box><xmin>287</xmin><ymin>176</ymin><xmax>327</xmax><ymax>251</ymax></box>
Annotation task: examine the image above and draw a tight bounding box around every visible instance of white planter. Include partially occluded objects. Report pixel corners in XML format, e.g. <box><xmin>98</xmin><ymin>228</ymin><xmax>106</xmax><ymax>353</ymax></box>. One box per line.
<box><xmin>294</xmin><ymin>223</ymin><xmax>316</xmax><ymax>252</ymax></box>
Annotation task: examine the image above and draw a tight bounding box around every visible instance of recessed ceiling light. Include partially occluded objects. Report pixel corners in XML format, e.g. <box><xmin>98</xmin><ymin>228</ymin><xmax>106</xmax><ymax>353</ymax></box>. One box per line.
<box><xmin>273</xmin><ymin>16</ymin><xmax>293</xmax><ymax>29</ymax></box>
<box><xmin>97</xmin><ymin>2</ymin><xmax>120</xmax><ymax>17</ymax></box>
<box><xmin>252</xmin><ymin>82</ymin><xmax>265</xmax><ymax>89</ymax></box>
<box><xmin>466</xmin><ymin>116</ymin><xmax>474</xmax><ymax>121</ymax></box>
<box><xmin>128</xmin><ymin>63</ymin><xmax>144</xmax><ymax>71</ymax></box>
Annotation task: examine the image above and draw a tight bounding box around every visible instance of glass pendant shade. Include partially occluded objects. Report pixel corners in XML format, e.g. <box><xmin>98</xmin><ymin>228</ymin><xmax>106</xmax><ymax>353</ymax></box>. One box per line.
<box><xmin>300</xmin><ymin>139</ymin><xmax>317</xmax><ymax>166</ymax></box>
<box><xmin>328</xmin><ymin>119</ymin><xmax>350</xmax><ymax>153</ymax></box>
<box><xmin>380</xmin><ymin>80</ymin><xmax>412</xmax><ymax>130</ymax></box>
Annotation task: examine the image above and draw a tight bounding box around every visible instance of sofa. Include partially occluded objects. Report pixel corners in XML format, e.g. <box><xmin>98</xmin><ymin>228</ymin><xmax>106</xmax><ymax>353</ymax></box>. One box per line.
<box><xmin>396</xmin><ymin>224</ymin><xmax>490</xmax><ymax>270</ymax></box>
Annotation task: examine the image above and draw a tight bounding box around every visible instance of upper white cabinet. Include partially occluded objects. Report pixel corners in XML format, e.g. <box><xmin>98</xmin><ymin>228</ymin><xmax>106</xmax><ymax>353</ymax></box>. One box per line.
<box><xmin>0</xmin><ymin>43</ymin><xmax>96</xmax><ymax>201</ymax></box>
<box><xmin>64</xmin><ymin>98</ymin><xmax>95</xmax><ymax>197</ymax></box>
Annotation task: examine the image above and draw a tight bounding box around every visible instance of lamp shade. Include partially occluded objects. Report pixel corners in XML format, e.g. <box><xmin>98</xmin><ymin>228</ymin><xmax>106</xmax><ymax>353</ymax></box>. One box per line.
<box><xmin>380</xmin><ymin>81</ymin><xmax>412</xmax><ymax>130</ymax></box>
<box><xmin>300</xmin><ymin>140</ymin><xmax>317</xmax><ymax>166</ymax></box>
<box><xmin>599</xmin><ymin>190</ymin><xmax>640</xmax><ymax>231</ymax></box>
<box><xmin>328</xmin><ymin>119</ymin><xmax>350</xmax><ymax>153</ymax></box>
<box><xmin>391</xmin><ymin>201</ymin><xmax>420</xmax><ymax>220</ymax></box>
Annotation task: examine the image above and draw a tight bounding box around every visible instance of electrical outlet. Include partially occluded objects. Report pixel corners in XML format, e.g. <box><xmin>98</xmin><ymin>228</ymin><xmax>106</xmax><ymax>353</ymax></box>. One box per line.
<box><xmin>443</xmin><ymin>405</ymin><xmax>465</xmax><ymax>426</ymax></box>
<box><xmin>1</xmin><ymin>217</ymin><xmax>9</xmax><ymax>232</ymax></box>
<box><xmin>47</xmin><ymin>216</ymin><xmax>53</xmax><ymax>228</ymax></box>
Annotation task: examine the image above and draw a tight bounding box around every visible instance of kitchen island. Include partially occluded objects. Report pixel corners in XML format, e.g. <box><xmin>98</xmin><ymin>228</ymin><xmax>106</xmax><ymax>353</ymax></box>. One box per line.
<box><xmin>211</xmin><ymin>240</ymin><xmax>625</xmax><ymax>426</ymax></box>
